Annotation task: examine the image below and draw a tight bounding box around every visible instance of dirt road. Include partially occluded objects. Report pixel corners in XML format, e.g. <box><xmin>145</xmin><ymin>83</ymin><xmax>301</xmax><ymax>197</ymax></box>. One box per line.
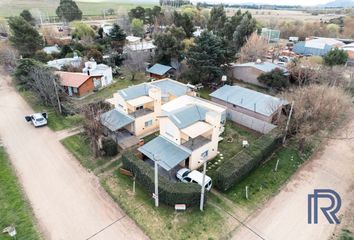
<box><xmin>232</xmin><ymin>122</ymin><xmax>354</xmax><ymax>240</ymax></box>
<box><xmin>0</xmin><ymin>72</ymin><xmax>147</xmax><ymax>239</ymax></box>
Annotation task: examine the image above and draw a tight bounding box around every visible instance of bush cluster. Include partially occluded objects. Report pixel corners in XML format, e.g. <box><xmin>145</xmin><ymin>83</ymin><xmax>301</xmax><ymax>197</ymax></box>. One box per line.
<box><xmin>122</xmin><ymin>152</ymin><xmax>204</xmax><ymax>207</ymax></box>
<box><xmin>102</xmin><ymin>138</ymin><xmax>118</xmax><ymax>157</ymax></box>
<box><xmin>214</xmin><ymin>129</ymin><xmax>281</xmax><ymax>191</ymax></box>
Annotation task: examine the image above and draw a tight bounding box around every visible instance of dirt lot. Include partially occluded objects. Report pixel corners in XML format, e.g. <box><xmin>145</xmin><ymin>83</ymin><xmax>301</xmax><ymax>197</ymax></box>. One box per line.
<box><xmin>231</xmin><ymin>120</ymin><xmax>354</xmax><ymax>240</ymax></box>
<box><xmin>0</xmin><ymin>70</ymin><xmax>147</xmax><ymax>239</ymax></box>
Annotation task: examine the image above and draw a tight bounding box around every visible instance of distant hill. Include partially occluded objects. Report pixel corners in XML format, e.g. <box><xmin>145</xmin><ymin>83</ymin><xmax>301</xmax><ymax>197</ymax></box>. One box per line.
<box><xmin>319</xmin><ymin>0</ymin><xmax>354</xmax><ymax>7</ymax></box>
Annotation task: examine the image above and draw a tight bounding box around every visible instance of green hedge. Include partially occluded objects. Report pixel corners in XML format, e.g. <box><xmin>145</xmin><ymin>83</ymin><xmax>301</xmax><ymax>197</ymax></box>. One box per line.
<box><xmin>122</xmin><ymin>152</ymin><xmax>204</xmax><ymax>207</ymax></box>
<box><xmin>214</xmin><ymin>129</ymin><xmax>282</xmax><ymax>191</ymax></box>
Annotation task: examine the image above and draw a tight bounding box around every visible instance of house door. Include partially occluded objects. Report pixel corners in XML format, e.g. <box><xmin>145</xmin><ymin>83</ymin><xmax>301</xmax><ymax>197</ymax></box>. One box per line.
<box><xmin>68</xmin><ymin>87</ymin><xmax>73</xmax><ymax>96</ymax></box>
<box><xmin>185</xmin><ymin>157</ymin><xmax>190</xmax><ymax>168</ymax></box>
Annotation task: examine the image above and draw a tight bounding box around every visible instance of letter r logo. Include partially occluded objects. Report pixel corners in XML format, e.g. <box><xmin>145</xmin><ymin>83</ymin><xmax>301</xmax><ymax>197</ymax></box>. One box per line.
<box><xmin>308</xmin><ymin>189</ymin><xmax>341</xmax><ymax>224</ymax></box>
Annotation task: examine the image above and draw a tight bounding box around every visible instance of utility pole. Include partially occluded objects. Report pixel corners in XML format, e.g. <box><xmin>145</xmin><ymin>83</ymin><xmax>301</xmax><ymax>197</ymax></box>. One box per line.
<box><xmin>200</xmin><ymin>156</ymin><xmax>207</xmax><ymax>211</ymax></box>
<box><xmin>282</xmin><ymin>101</ymin><xmax>294</xmax><ymax>144</ymax></box>
<box><xmin>154</xmin><ymin>160</ymin><xmax>159</xmax><ymax>207</ymax></box>
<box><xmin>53</xmin><ymin>79</ymin><xmax>62</xmax><ymax>114</ymax></box>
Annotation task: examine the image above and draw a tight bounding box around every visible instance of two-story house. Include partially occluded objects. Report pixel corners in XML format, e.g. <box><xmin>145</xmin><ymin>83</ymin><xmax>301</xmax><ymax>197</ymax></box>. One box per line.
<box><xmin>138</xmin><ymin>95</ymin><xmax>227</xmax><ymax>171</ymax></box>
<box><xmin>101</xmin><ymin>79</ymin><xmax>196</xmax><ymax>148</ymax></box>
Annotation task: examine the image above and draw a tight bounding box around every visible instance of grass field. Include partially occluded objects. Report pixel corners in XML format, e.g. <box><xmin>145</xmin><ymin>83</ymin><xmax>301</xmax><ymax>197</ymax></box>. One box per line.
<box><xmin>0</xmin><ymin>0</ymin><xmax>156</xmax><ymax>18</ymax></box>
<box><xmin>0</xmin><ymin>147</ymin><xmax>40</xmax><ymax>240</ymax></box>
<box><xmin>61</xmin><ymin>133</ymin><xmax>115</xmax><ymax>171</ymax></box>
<box><xmin>20</xmin><ymin>90</ymin><xmax>83</xmax><ymax>131</ymax></box>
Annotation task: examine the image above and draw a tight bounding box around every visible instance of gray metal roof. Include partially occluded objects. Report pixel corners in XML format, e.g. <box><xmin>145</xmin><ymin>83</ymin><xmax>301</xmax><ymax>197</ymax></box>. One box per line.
<box><xmin>118</xmin><ymin>84</ymin><xmax>152</xmax><ymax>101</ymax></box>
<box><xmin>166</xmin><ymin>104</ymin><xmax>208</xmax><ymax>129</ymax></box>
<box><xmin>138</xmin><ymin>136</ymin><xmax>191</xmax><ymax>171</ymax></box>
<box><xmin>210</xmin><ymin>85</ymin><xmax>287</xmax><ymax>117</ymax></box>
<box><xmin>150</xmin><ymin>79</ymin><xmax>189</xmax><ymax>97</ymax></box>
<box><xmin>100</xmin><ymin>109</ymin><xmax>134</xmax><ymax>131</ymax></box>
<box><xmin>147</xmin><ymin>64</ymin><xmax>173</xmax><ymax>76</ymax></box>
<box><xmin>233</xmin><ymin>62</ymin><xmax>287</xmax><ymax>73</ymax></box>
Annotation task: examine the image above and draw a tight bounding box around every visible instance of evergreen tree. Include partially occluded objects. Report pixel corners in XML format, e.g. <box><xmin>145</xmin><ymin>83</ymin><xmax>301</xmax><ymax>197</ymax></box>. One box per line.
<box><xmin>324</xmin><ymin>48</ymin><xmax>348</xmax><ymax>66</ymax></box>
<box><xmin>233</xmin><ymin>13</ymin><xmax>257</xmax><ymax>52</ymax></box>
<box><xmin>56</xmin><ymin>0</ymin><xmax>82</xmax><ymax>22</ymax></box>
<box><xmin>173</xmin><ymin>11</ymin><xmax>195</xmax><ymax>38</ymax></box>
<box><xmin>186</xmin><ymin>31</ymin><xmax>226</xmax><ymax>84</ymax></box>
<box><xmin>258</xmin><ymin>68</ymin><xmax>289</xmax><ymax>91</ymax></box>
<box><xmin>20</xmin><ymin>10</ymin><xmax>35</xmax><ymax>26</ymax></box>
<box><xmin>8</xmin><ymin>16</ymin><xmax>43</xmax><ymax>57</ymax></box>
<box><xmin>207</xmin><ymin>5</ymin><xmax>226</xmax><ymax>34</ymax></box>
<box><xmin>109</xmin><ymin>24</ymin><xmax>127</xmax><ymax>41</ymax></box>
<box><xmin>131</xmin><ymin>18</ymin><xmax>144</xmax><ymax>37</ymax></box>
<box><xmin>128</xmin><ymin>6</ymin><xmax>145</xmax><ymax>20</ymax></box>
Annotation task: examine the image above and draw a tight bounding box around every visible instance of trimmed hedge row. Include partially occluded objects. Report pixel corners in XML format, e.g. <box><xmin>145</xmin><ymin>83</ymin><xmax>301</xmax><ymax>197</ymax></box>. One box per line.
<box><xmin>214</xmin><ymin>129</ymin><xmax>282</xmax><ymax>191</ymax></box>
<box><xmin>122</xmin><ymin>152</ymin><xmax>204</xmax><ymax>207</ymax></box>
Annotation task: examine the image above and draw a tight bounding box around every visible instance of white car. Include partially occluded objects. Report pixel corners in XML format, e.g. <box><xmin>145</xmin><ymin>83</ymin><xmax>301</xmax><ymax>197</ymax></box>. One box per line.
<box><xmin>25</xmin><ymin>113</ymin><xmax>48</xmax><ymax>127</ymax></box>
<box><xmin>176</xmin><ymin>168</ymin><xmax>212</xmax><ymax>191</ymax></box>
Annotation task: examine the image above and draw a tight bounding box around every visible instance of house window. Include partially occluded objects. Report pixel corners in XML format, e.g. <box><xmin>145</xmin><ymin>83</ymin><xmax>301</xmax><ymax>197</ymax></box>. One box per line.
<box><xmin>136</xmin><ymin>105</ymin><xmax>143</xmax><ymax>111</ymax></box>
<box><xmin>201</xmin><ymin>150</ymin><xmax>208</xmax><ymax>159</ymax></box>
<box><xmin>73</xmin><ymin>87</ymin><xmax>78</xmax><ymax>93</ymax></box>
<box><xmin>145</xmin><ymin>120</ymin><xmax>153</xmax><ymax>127</ymax></box>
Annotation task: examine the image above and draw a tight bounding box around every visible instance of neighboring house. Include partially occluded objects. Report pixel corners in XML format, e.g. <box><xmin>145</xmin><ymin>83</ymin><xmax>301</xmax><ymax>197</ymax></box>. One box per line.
<box><xmin>138</xmin><ymin>95</ymin><xmax>227</xmax><ymax>172</ymax></box>
<box><xmin>147</xmin><ymin>63</ymin><xmax>175</xmax><ymax>79</ymax></box>
<box><xmin>101</xmin><ymin>24</ymin><xmax>113</xmax><ymax>36</ymax></box>
<box><xmin>210</xmin><ymin>85</ymin><xmax>287</xmax><ymax>133</ymax></box>
<box><xmin>126</xmin><ymin>35</ymin><xmax>141</xmax><ymax>44</ymax></box>
<box><xmin>82</xmin><ymin>60</ymin><xmax>113</xmax><ymax>88</ymax></box>
<box><xmin>230</xmin><ymin>61</ymin><xmax>288</xmax><ymax>87</ymax></box>
<box><xmin>293</xmin><ymin>37</ymin><xmax>345</xmax><ymax>56</ymax></box>
<box><xmin>103</xmin><ymin>79</ymin><xmax>196</xmax><ymax>148</ymax></box>
<box><xmin>126</xmin><ymin>40</ymin><xmax>156</xmax><ymax>53</ymax></box>
<box><xmin>56</xmin><ymin>71</ymin><xmax>101</xmax><ymax>97</ymax></box>
<box><xmin>42</xmin><ymin>45</ymin><xmax>60</xmax><ymax>54</ymax></box>
<box><xmin>47</xmin><ymin>54</ymin><xmax>82</xmax><ymax>70</ymax></box>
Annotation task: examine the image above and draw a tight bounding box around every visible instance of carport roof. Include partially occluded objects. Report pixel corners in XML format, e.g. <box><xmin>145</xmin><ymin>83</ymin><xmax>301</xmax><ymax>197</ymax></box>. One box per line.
<box><xmin>138</xmin><ymin>136</ymin><xmax>191</xmax><ymax>171</ymax></box>
<box><xmin>100</xmin><ymin>109</ymin><xmax>134</xmax><ymax>132</ymax></box>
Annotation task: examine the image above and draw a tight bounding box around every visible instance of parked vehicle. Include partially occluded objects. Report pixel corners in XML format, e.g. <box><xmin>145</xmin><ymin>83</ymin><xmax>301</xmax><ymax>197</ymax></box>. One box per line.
<box><xmin>25</xmin><ymin>113</ymin><xmax>48</xmax><ymax>127</ymax></box>
<box><xmin>176</xmin><ymin>168</ymin><xmax>212</xmax><ymax>191</ymax></box>
<box><xmin>278</xmin><ymin>56</ymin><xmax>290</xmax><ymax>62</ymax></box>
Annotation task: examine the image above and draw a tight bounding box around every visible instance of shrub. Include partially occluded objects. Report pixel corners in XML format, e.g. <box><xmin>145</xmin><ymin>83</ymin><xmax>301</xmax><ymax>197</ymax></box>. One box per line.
<box><xmin>102</xmin><ymin>138</ymin><xmax>118</xmax><ymax>157</ymax></box>
<box><xmin>213</xmin><ymin>129</ymin><xmax>281</xmax><ymax>191</ymax></box>
<box><xmin>122</xmin><ymin>152</ymin><xmax>204</xmax><ymax>207</ymax></box>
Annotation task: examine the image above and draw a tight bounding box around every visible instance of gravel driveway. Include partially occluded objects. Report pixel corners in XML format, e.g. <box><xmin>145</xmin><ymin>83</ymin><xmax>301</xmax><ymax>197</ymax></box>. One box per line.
<box><xmin>0</xmin><ymin>71</ymin><xmax>148</xmax><ymax>240</ymax></box>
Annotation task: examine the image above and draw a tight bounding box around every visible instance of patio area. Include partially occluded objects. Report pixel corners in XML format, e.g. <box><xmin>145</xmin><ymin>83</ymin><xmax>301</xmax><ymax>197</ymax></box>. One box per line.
<box><xmin>182</xmin><ymin>136</ymin><xmax>211</xmax><ymax>151</ymax></box>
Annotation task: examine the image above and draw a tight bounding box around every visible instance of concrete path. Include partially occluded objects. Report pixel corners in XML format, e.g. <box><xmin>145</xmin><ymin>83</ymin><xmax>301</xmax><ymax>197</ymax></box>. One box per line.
<box><xmin>0</xmin><ymin>71</ymin><xmax>148</xmax><ymax>240</ymax></box>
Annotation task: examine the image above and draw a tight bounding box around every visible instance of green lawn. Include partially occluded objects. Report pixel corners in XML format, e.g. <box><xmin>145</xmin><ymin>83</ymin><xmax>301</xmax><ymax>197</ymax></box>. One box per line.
<box><xmin>101</xmin><ymin>170</ymin><xmax>235</xmax><ymax>240</ymax></box>
<box><xmin>20</xmin><ymin>90</ymin><xmax>83</xmax><ymax>131</ymax></box>
<box><xmin>207</xmin><ymin>122</ymin><xmax>260</xmax><ymax>177</ymax></box>
<box><xmin>223</xmin><ymin>140</ymin><xmax>312</xmax><ymax>209</ymax></box>
<box><xmin>61</xmin><ymin>133</ymin><xmax>114</xmax><ymax>171</ymax></box>
<box><xmin>198</xmin><ymin>87</ymin><xmax>212</xmax><ymax>100</ymax></box>
<box><xmin>0</xmin><ymin>147</ymin><xmax>40</xmax><ymax>240</ymax></box>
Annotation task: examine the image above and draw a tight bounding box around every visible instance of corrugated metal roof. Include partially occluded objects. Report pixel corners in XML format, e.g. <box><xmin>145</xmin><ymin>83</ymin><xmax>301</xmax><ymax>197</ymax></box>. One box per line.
<box><xmin>210</xmin><ymin>85</ymin><xmax>286</xmax><ymax>117</ymax></box>
<box><xmin>167</xmin><ymin>104</ymin><xmax>208</xmax><ymax>129</ymax></box>
<box><xmin>118</xmin><ymin>84</ymin><xmax>152</xmax><ymax>100</ymax></box>
<box><xmin>233</xmin><ymin>62</ymin><xmax>287</xmax><ymax>73</ymax></box>
<box><xmin>138</xmin><ymin>136</ymin><xmax>191</xmax><ymax>171</ymax></box>
<box><xmin>100</xmin><ymin>109</ymin><xmax>134</xmax><ymax>131</ymax></box>
<box><xmin>147</xmin><ymin>63</ymin><xmax>173</xmax><ymax>76</ymax></box>
<box><xmin>150</xmin><ymin>79</ymin><xmax>189</xmax><ymax>97</ymax></box>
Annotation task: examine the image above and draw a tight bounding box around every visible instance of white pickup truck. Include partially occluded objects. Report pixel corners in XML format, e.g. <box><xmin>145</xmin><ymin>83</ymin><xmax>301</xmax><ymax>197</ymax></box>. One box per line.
<box><xmin>176</xmin><ymin>168</ymin><xmax>212</xmax><ymax>191</ymax></box>
<box><xmin>25</xmin><ymin>113</ymin><xmax>48</xmax><ymax>127</ymax></box>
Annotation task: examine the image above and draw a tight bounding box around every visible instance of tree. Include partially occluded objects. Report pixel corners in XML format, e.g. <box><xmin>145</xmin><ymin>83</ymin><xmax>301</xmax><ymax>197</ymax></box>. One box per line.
<box><xmin>0</xmin><ymin>42</ymin><xmax>18</xmax><ymax>69</ymax></box>
<box><xmin>128</xmin><ymin>6</ymin><xmax>145</xmax><ymax>20</ymax></box>
<box><xmin>109</xmin><ymin>24</ymin><xmax>126</xmax><ymax>41</ymax></box>
<box><xmin>279</xmin><ymin>85</ymin><xmax>352</xmax><ymax>151</ymax></box>
<box><xmin>323</xmin><ymin>48</ymin><xmax>348</xmax><ymax>66</ymax></box>
<box><xmin>173</xmin><ymin>11</ymin><xmax>195</xmax><ymax>38</ymax></box>
<box><xmin>8</xmin><ymin>16</ymin><xmax>43</xmax><ymax>57</ymax></box>
<box><xmin>124</xmin><ymin>49</ymin><xmax>149</xmax><ymax>80</ymax></box>
<box><xmin>153</xmin><ymin>25</ymin><xmax>185</xmax><ymax>65</ymax></box>
<box><xmin>20</xmin><ymin>10</ymin><xmax>35</xmax><ymax>26</ymax></box>
<box><xmin>239</xmin><ymin>32</ymin><xmax>268</xmax><ymax>63</ymax></box>
<box><xmin>34</xmin><ymin>50</ymin><xmax>53</xmax><ymax>63</ymax></box>
<box><xmin>186</xmin><ymin>31</ymin><xmax>226</xmax><ymax>84</ymax></box>
<box><xmin>233</xmin><ymin>13</ymin><xmax>257</xmax><ymax>52</ymax></box>
<box><xmin>87</xmin><ymin>49</ymin><xmax>103</xmax><ymax>63</ymax></box>
<box><xmin>71</xmin><ymin>21</ymin><xmax>95</xmax><ymax>41</ymax></box>
<box><xmin>81</xmin><ymin>101</ymin><xmax>111</xmax><ymax>158</ymax></box>
<box><xmin>207</xmin><ymin>5</ymin><xmax>226</xmax><ymax>33</ymax></box>
<box><xmin>14</xmin><ymin>58</ymin><xmax>42</xmax><ymax>88</ymax></box>
<box><xmin>258</xmin><ymin>68</ymin><xmax>289</xmax><ymax>91</ymax></box>
<box><xmin>29</xmin><ymin>66</ymin><xmax>66</xmax><ymax>114</ymax></box>
<box><xmin>56</xmin><ymin>0</ymin><xmax>82</xmax><ymax>22</ymax></box>
<box><xmin>131</xmin><ymin>18</ymin><xmax>144</xmax><ymax>37</ymax></box>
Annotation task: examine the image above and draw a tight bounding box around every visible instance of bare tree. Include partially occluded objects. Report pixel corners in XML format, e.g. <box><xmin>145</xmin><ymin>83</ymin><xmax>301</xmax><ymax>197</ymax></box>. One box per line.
<box><xmin>0</xmin><ymin>42</ymin><xmax>18</xmax><ymax>70</ymax></box>
<box><xmin>239</xmin><ymin>32</ymin><xmax>268</xmax><ymax>63</ymax></box>
<box><xmin>81</xmin><ymin>101</ymin><xmax>111</xmax><ymax>158</ymax></box>
<box><xmin>116</xmin><ymin>8</ymin><xmax>130</xmax><ymax>34</ymax></box>
<box><xmin>279</xmin><ymin>85</ymin><xmax>352</xmax><ymax>151</ymax></box>
<box><xmin>124</xmin><ymin>49</ymin><xmax>149</xmax><ymax>80</ymax></box>
<box><xmin>28</xmin><ymin>66</ymin><xmax>67</xmax><ymax>113</ymax></box>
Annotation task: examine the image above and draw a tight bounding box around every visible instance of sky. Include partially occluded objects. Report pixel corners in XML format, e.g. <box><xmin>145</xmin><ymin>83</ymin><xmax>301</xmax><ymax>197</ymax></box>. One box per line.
<box><xmin>190</xmin><ymin>0</ymin><xmax>335</xmax><ymax>6</ymax></box>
